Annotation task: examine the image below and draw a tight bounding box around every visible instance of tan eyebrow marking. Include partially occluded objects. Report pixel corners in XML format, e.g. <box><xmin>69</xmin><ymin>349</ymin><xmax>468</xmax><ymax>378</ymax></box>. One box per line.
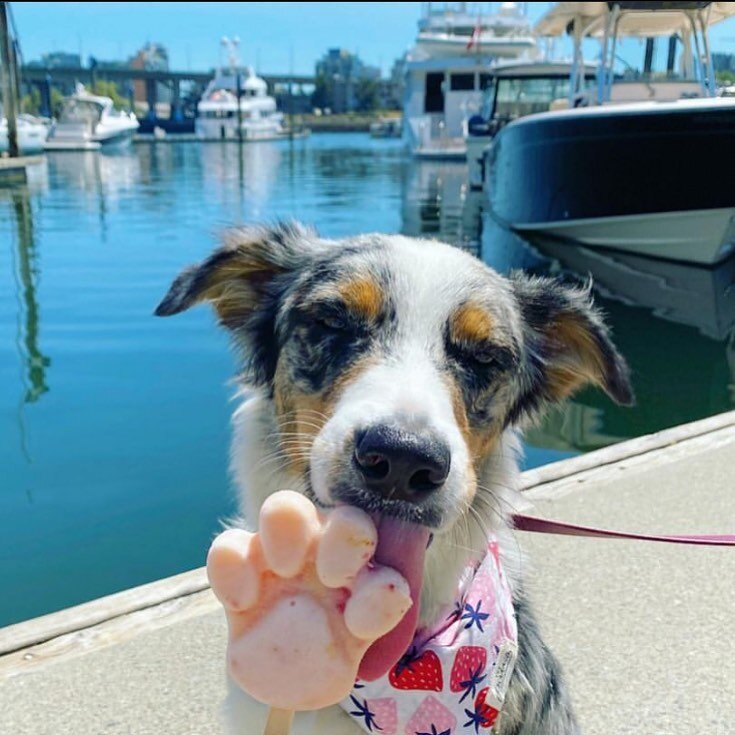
<box><xmin>449</xmin><ymin>303</ymin><xmax>495</xmax><ymax>344</ymax></box>
<box><xmin>336</xmin><ymin>276</ymin><xmax>383</xmax><ymax>321</ymax></box>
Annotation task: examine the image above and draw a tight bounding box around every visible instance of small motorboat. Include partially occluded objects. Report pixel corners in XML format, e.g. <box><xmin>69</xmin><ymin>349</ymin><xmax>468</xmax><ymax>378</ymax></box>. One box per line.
<box><xmin>0</xmin><ymin>114</ymin><xmax>50</xmax><ymax>154</ymax></box>
<box><xmin>369</xmin><ymin>116</ymin><xmax>402</xmax><ymax>138</ymax></box>
<box><xmin>465</xmin><ymin>60</ymin><xmax>596</xmax><ymax>189</ymax></box>
<box><xmin>44</xmin><ymin>84</ymin><xmax>139</xmax><ymax>151</ymax></box>
<box><xmin>485</xmin><ymin>2</ymin><xmax>735</xmax><ymax>265</ymax></box>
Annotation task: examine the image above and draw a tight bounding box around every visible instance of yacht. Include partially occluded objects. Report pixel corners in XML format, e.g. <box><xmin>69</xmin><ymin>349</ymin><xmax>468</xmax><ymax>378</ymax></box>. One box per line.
<box><xmin>485</xmin><ymin>2</ymin><xmax>735</xmax><ymax>265</ymax></box>
<box><xmin>1</xmin><ymin>114</ymin><xmax>50</xmax><ymax>154</ymax></box>
<box><xmin>403</xmin><ymin>2</ymin><xmax>537</xmax><ymax>159</ymax></box>
<box><xmin>44</xmin><ymin>84</ymin><xmax>139</xmax><ymax>151</ymax></box>
<box><xmin>196</xmin><ymin>37</ymin><xmax>298</xmax><ymax>142</ymax></box>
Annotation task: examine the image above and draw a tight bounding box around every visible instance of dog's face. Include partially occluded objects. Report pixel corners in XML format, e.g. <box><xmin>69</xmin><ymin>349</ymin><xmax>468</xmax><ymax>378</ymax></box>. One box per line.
<box><xmin>157</xmin><ymin>223</ymin><xmax>632</xmax><ymax>536</ymax></box>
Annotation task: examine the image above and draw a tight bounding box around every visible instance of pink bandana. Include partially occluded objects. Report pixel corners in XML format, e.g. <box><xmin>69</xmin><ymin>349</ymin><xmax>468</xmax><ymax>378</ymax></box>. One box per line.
<box><xmin>341</xmin><ymin>538</ymin><xmax>517</xmax><ymax>734</ymax></box>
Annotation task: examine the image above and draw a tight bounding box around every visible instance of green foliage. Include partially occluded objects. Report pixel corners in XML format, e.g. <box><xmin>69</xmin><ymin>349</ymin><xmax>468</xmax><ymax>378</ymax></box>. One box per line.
<box><xmin>311</xmin><ymin>73</ymin><xmax>331</xmax><ymax>110</ymax></box>
<box><xmin>20</xmin><ymin>87</ymin><xmax>64</xmax><ymax>116</ymax></box>
<box><xmin>716</xmin><ymin>69</ymin><xmax>735</xmax><ymax>85</ymax></box>
<box><xmin>20</xmin><ymin>88</ymin><xmax>41</xmax><ymax>115</ymax></box>
<box><xmin>90</xmin><ymin>80</ymin><xmax>130</xmax><ymax>110</ymax></box>
<box><xmin>354</xmin><ymin>78</ymin><xmax>379</xmax><ymax>112</ymax></box>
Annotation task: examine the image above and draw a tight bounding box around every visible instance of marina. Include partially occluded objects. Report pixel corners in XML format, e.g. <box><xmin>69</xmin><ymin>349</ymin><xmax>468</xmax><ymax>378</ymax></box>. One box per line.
<box><xmin>2</xmin><ymin>5</ymin><xmax>735</xmax><ymax>730</ymax></box>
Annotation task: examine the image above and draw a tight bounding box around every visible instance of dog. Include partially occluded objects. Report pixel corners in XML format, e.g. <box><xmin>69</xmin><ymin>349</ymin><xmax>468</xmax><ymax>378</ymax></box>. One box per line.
<box><xmin>156</xmin><ymin>222</ymin><xmax>633</xmax><ymax>734</ymax></box>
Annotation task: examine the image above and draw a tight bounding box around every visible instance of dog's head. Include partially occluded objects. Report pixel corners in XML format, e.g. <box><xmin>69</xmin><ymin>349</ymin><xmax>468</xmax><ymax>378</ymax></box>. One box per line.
<box><xmin>157</xmin><ymin>223</ymin><xmax>632</xmax><ymax>535</ymax></box>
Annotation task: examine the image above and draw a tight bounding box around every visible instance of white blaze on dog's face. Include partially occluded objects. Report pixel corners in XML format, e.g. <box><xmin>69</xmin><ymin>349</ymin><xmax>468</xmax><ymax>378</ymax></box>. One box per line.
<box><xmin>156</xmin><ymin>223</ymin><xmax>633</xmax><ymax>538</ymax></box>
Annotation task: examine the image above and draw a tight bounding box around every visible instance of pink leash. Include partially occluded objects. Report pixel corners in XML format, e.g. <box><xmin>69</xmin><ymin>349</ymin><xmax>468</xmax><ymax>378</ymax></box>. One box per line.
<box><xmin>512</xmin><ymin>513</ymin><xmax>735</xmax><ymax>547</ymax></box>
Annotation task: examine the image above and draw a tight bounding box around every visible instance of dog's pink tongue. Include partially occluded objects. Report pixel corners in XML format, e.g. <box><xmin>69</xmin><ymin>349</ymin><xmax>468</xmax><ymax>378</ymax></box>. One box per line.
<box><xmin>357</xmin><ymin>516</ymin><xmax>429</xmax><ymax>681</ymax></box>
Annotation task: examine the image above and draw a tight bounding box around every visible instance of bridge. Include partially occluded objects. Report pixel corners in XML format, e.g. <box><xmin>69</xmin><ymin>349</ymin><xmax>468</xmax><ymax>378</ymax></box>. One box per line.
<box><xmin>20</xmin><ymin>64</ymin><xmax>315</xmax><ymax>121</ymax></box>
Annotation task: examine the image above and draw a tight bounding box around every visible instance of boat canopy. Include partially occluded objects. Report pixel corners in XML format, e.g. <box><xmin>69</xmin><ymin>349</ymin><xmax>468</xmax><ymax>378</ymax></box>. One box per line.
<box><xmin>490</xmin><ymin>60</ymin><xmax>597</xmax><ymax>78</ymax></box>
<box><xmin>535</xmin><ymin>2</ymin><xmax>735</xmax><ymax>37</ymax></box>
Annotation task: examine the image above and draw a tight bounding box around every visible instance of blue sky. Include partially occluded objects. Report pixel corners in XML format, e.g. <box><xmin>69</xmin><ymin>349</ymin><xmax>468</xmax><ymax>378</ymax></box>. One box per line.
<box><xmin>12</xmin><ymin>2</ymin><xmax>735</xmax><ymax>76</ymax></box>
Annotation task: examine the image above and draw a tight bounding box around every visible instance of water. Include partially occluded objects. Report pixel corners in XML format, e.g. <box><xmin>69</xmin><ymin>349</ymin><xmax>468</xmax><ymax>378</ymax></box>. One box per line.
<box><xmin>1</xmin><ymin>134</ymin><xmax>733</xmax><ymax>628</ymax></box>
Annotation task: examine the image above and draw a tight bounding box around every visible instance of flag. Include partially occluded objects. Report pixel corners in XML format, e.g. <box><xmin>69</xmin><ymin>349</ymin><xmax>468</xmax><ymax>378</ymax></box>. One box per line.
<box><xmin>466</xmin><ymin>17</ymin><xmax>482</xmax><ymax>50</ymax></box>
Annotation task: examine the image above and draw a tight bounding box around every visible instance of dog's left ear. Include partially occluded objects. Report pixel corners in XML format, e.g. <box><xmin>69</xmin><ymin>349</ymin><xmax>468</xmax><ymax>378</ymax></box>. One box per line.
<box><xmin>155</xmin><ymin>221</ymin><xmax>323</xmax><ymax>384</ymax></box>
<box><xmin>510</xmin><ymin>273</ymin><xmax>634</xmax><ymax>420</ymax></box>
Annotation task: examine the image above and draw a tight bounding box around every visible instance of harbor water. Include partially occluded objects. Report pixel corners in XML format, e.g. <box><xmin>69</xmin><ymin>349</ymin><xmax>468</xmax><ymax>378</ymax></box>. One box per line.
<box><xmin>1</xmin><ymin>133</ymin><xmax>733</xmax><ymax>627</ymax></box>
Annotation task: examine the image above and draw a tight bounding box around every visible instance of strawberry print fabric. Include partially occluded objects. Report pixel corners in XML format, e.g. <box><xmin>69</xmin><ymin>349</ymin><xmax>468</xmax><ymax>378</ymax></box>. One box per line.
<box><xmin>341</xmin><ymin>538</ymin><xmax>518</xmax><ymax>734</ymax></box>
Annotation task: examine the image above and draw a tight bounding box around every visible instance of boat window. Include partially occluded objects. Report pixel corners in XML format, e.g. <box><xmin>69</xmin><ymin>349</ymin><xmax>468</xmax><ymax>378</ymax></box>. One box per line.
<box><xmin>59</xmin><ymin>99</ymin><xmax>102</xmax><ymax>125</ymax></box>
<box><xmin>479</xmin><ymin>73</ymin><xmax>495</xmax><ymax>91</ymax></box>
<box><xmin>424</xmin><ymin>72</ymin><xmax>445</xmax><ymax>113</ymax></box>
<box><xmin>494</xmin><ymin>77</ymin><xmax>574</xmax><ymax>119</ymax></box>
<box><xmin>450</xmin><ymin>73</ymin><xmax>475</xmax><ymax>91</ymax></box>
<box><xmin>612</xmin><ymin>35</ymin><xmax>690</xmax><ymax>83</ymax></box>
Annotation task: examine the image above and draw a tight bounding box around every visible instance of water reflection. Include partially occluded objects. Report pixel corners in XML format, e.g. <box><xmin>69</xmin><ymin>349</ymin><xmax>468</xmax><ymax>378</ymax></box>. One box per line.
<box><xmin>482</xmin><ymin>218</ymin><xmax>735</xmax><ymax>451</ymax></box>
<box><xmin>7</xmin><ymin>187</ymin><xmax>50</xmax><ymax>405</ymax></box>
<box><xmin>401</xmin><ymin>159</ymin><xmax>482</xmax><ymax>256</ymax></box>
<box><xmin>199</xmin><ymin>141</ymin><xmax>282</xmax><ymax>215</ymax></box>
<box><xmin>46</xmin><ymin>150</ymin><xmax>141</xmax><ymax>203</ymax></box>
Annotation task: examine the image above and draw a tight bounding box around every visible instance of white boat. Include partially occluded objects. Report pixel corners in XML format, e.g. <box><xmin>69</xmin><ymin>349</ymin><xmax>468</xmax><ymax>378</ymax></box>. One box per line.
<box><xmin>196</xmin><ymin>37</ymin><xmax>299</xmax><ymax>142</ymax></box>
<box><xmin>369</xmin><ymin>116</ymin><xmax>402</xmax><ymax>138</ymax></box>
<box><xmin>44</xmin><ymin>84</ymin><xmax>139</xmax><ymax>151</ymax></box>
<box><xmin>403</xmin><ymin>2</ymin><xmax>538</xmax><ymax>159</ymax></box>
<box><xmin>485</xmin><ymin>2</ymin><xmax>735</xmax><ymax>265</ymax></box>
<box><xmin>0</xmin><ymin>114</ymin><xmax>50</xmax><ymax>154</ymax></box>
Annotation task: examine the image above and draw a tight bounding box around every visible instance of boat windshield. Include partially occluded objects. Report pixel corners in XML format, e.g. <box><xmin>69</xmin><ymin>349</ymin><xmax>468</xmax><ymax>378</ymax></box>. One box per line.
<box><xmin>481</xmin><ymin>73</ymin><xmax>593</xmax><ymax>121</ymax></box>
<box><xmin>59</xmin><ymin>99</ymin><xmax>103</xmax><ymax>125</ymax></box>
<box><xmin>612</xmin><ymin>34</ymin><xmax>694</xmax><ymax>83</ymax></box>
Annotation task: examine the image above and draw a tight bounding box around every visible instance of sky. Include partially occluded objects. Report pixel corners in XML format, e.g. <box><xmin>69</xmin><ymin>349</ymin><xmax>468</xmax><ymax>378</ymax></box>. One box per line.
<box><xmin>11</xmin><ymin>2</ymin><xmax>735</xmax><ymax>77</ymax></box>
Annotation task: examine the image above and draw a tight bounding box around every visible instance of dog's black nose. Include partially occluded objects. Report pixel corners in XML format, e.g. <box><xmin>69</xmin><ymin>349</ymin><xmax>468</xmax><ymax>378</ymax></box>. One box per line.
<box><xmin>354</xmin><ymin>424</ymin><xmax>451</xmax><ymax>502</ymax></box>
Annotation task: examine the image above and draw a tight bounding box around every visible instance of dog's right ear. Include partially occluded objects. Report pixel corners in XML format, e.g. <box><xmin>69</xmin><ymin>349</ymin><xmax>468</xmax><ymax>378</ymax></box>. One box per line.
<box><xmin>155</xmin><ymin>221</ymin><xmax>318</xmax><ymax>321</ymax></box>
<box><xmin>154</xmin><ymin>221</ymin><xmax>322</xmax><ymax>383</ymax></box>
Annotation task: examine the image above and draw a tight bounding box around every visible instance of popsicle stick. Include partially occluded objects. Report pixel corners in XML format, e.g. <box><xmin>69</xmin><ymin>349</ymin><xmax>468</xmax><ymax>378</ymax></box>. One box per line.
<box><xmin>263</xmin><ymin>707</ymin><xmax>294</xmax><ymax>735</ymax></box>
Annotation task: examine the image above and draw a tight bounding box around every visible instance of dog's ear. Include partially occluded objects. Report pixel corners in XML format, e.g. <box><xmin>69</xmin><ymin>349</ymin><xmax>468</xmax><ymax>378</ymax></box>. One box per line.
<box><xmin>509</xmin><ymin>274</ymin><xmax>634</xmax><ymax>422</ymax></box>
<box><xmin>155</xmin><ymin>221</ymin><xmax>322</xmax><ymax>384</ymax></box>
<box><xmin>155</xmin><ymin>221</ymin><xmax>317</xmax><ymax>321</ymax></box>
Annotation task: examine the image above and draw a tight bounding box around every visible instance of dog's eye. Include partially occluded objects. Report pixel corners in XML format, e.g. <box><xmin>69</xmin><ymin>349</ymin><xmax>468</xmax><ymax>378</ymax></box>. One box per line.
<box><xmin>317</xmin><ymin>313</ymin><xmax>348</xmax><ymax>331</ymax></box>
<box><xmin>467</xmin><ymin>345</ymin><xmax>497</xmax><ymax>365</ymax></box>
<box><xmin>312</xmin><ymin>305</ymin><xmax>350</xmax><ymax>332</ymax></box>
<box><xmin>453</xmin><ymin>342</ymin><xmax>513</xmax><ymax>373</ymax></box>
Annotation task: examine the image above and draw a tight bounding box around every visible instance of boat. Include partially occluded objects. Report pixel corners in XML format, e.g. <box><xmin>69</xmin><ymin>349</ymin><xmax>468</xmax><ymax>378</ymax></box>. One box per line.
<box><xmin>403</xmin><ymin>2</ymin><xmax>538</xmax><ymax>159</ymax></box>
<box><xmin>465</xmin><ymin>59</ymin><xmax>595</xmax><ymax>188</ymax></box>
<box><xmin>369</xmin><ymin>116</ymin><xmax>402</xmax><ymax>138</ymax></box>
<box><xmin>1</xmin><ymin>114</ymin><xmax>50</xmax><ymax>154</ymax></box>
<box><xmin>196</xmin><ymin>37</ymin><xmax>306</xmax><ymax>142</ymax></box>
<box><xmin>43</xmin><ymin>84</ymin><xmax>139</xmax><ymax>151</ymax></box>
<box><xmin>484</xmin><ymin>1</ymin><xmax>735</xmax><ymax>265</ymax></box>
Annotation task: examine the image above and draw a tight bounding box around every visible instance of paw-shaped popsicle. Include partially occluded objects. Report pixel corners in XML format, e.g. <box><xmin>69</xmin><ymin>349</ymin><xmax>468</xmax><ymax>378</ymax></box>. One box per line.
<box><xmin>207</xmin><ymin>491</ymin><xmax>412</xmax><ymax>711</ymax></box>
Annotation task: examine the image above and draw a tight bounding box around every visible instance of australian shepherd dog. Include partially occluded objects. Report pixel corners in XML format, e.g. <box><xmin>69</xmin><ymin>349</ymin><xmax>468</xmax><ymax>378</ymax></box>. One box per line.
<box><xmin>156</xmin><ymin>223</ymin><xmax>632</xmax><ymax>734</ymax></box>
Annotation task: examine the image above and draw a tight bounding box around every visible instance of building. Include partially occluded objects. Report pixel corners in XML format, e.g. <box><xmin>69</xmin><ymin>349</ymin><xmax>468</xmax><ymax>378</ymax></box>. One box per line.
<box><xmin>380</xmin><ymin>54</ymin><xmax>407</xmax><ymax>110</ymax></box>
<box><xmin>129</xmin><ymin>42</ymin><xmax>171</xmax><ymax>107</ymax></box>
<box><xmin>27</xmin><ymin>51</ymin><xmax>82</xmax><ymax>69</ymax></box>
<box><xmin>314</xmin><ymin>48</ymin><xmax>382</xmax><ymax>113</ymax></box>
<box><xmin>713</xmin><ymin>52</ymin><xmax>735</xmax><ymax>74</ymax></box>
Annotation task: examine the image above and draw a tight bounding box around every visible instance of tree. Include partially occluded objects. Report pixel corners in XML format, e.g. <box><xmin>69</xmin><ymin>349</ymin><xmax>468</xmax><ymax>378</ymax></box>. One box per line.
<box><xmin>20</xmin><ymin>87</ymin><xmax>64</xmax><ymax>117</ymax></box>
<box><xmin>311</xmin><ymin>73</ymin><xmax>332</xmax><ymax>110</ymax></box>
<box><xmin>355</xmin><ymin>77</ymin><xmax>379</xmax><ymax>112</ymax></box>
<box><xmin>90</xmin><ymin>80</ymin><xmax>130</xmax><ymax>110</ymax></box>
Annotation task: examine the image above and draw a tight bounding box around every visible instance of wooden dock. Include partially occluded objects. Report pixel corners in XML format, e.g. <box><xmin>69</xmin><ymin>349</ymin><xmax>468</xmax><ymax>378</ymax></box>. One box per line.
<box><xmin>0</xmin><ymin>155</ymin><xmax>44</xmax><ymax>185</ymax></box>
